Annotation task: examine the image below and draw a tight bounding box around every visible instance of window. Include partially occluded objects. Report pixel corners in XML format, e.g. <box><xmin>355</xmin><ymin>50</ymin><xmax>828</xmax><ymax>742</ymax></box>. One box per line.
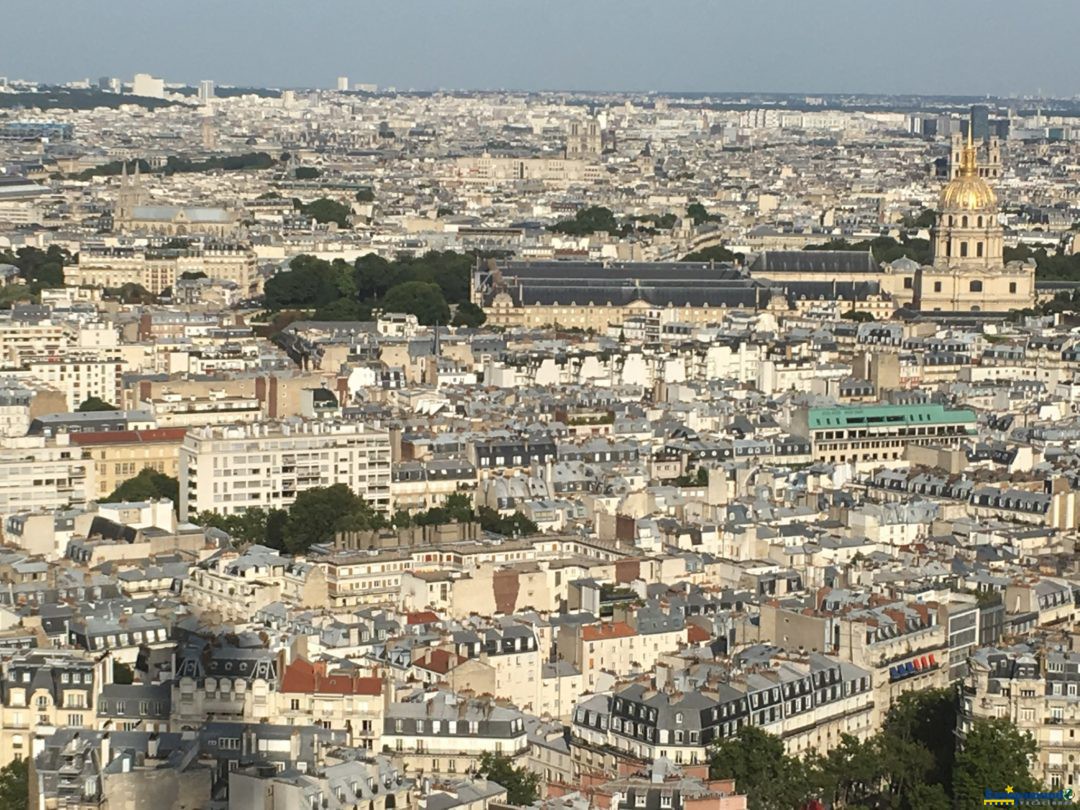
<box><xmin>1009</xmin><ymin>282</ymin><xmax>1017</xmax><ymax>294</ymax></box>
<box><xmin>903</xmin><ymin>277</ymin><xmax>913</xmax><ymax>289</ymax></box>
<box><xmin>962</xmin><ymin>215</ymin><xmax>968</xmax><ymax>228</ymax></box>
<box><xmin>969</xmin><ymin>280</ymin><xmax>983</xmax><ymax>293</ymax></box>
<box><xmin>934</xmin><ymin>281</ymin><xmax>942</xmax><ymax>293</ymax></box>
<box><xmin>976</xmin><ymin>242</ymin><xmax>984</xmax><ymax>257</ymax></box>
<box><xmin>960</xmin><ymin>242</ymin><xmax>968</xmax><ymax>258</ymax></box>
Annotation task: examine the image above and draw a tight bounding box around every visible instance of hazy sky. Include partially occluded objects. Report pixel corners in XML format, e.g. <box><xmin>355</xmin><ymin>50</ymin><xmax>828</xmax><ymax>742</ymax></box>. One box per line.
<box><xmin>5</xmin><ymin>0</ymin><xmax>1079</xmax><ymax>97</ymax></box>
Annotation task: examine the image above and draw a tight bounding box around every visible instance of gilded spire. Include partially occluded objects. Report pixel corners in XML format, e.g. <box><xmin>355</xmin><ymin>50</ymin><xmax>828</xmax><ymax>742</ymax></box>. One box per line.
<box><xmin>959</xmin><ymin>125</ymin><xmax>978</xmax><ymax>177</ymax></box>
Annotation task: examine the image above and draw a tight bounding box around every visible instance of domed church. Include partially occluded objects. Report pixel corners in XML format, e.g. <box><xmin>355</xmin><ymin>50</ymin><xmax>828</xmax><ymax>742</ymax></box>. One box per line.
<box><xmin>914</xmin><ymin>129</ymin><xmax>1035</xmax><ymax>312</ymax></box>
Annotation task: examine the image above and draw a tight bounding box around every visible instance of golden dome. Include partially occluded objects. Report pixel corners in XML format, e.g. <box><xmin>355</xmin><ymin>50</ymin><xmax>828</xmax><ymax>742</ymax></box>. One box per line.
<box><xmin>939</xmin><ymin>129</ymin><xmax>997</xmax><ymax>212</ymax></box>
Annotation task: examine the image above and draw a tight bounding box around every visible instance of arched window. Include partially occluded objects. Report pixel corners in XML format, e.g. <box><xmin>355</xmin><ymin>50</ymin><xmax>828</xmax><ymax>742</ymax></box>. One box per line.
<box><xmin>977</xmin><ymin>216</ymin><xmax>983</xmax><ymax>228</ymax></box>
<box><xmin>961</xmin><ymin>215</ymin><xmax>968</xmax><ymax>228</ymax></box>
<box><xmin>949</xmin><ymin>215</ymin><xmax>955</xmax><ymax>227</ymax></box>
<box><xmin>970</xmin><ymin>280</ymin><xmax>983</xmax><ymax>292</ymax></box>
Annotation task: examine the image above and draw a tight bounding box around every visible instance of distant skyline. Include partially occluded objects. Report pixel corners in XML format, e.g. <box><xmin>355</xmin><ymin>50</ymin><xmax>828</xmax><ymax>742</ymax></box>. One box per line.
<box><xmin>5</xmin><ymin>0</ymin><xmax>1080</xmax><ymax>97</ymax></box>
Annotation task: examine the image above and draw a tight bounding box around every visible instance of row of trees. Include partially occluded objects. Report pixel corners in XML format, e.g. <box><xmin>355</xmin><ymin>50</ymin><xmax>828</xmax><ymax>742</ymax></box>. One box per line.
<box><xmin>76</xmin><ymin>152</ymin><xmax>275</xmax><ymax>180</ymax></box>
<box><xmin>195</xmin><ymin>488</ymin><xmax>540</xmax><ymax>554</ymax></box>
<box><xmin>263</xmin><ymin>251</ymin><xmax>484</xmax><ymax>327</ymax></box>
<box><xmin>806</xmin><ymin>235</ymin><xmax>932</xmax><ymax>266</ymax></box>
<box><xmin>709</xmin><ymin>688</ymin><xmax>1036</xmax><ymax>810</ymax></box>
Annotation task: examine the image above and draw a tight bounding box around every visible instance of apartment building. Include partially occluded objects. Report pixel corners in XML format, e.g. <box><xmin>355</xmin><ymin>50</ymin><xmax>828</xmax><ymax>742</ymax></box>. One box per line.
<box><xmin>70</xmin><ymin>427</ymin><xmax>188</xmax><ymax>499</ymax></box>
<box><xmin>382</xmin><ymin>689</ymin><xmax>529</xmax><ymax>774</ymax></box>
<box><xmin>277</xmin><ymin>657</ymin><xmax>384</xmax><ymax>749</ymax></box>
<box><xmin>963</xmin><ymin>646</ymin><xmax>1080</xmax><ymax>791</ymax></box>
<box><xmin>184</xmin><ymin>546</ymin><xmax>328</xmax><ymax>621</ymax></box>
<box><xmin>22</xmin><ymin>353</ymin><xmax>124</xmax><ymax>411</ymax></box>
<box><xmin>178</xmin><ymin>420</ymin><xmax>392</xmax><ymax>519</ymax></box>
<box><xmin>0</xmin><ymin>650</ymin><xmax>111</xmax><ymax>763</ymax></box>
<box><xmin>556</xmin><ymin>610</ymin><xmax>686</xmax><ymax>692</ymax></box>
<box><xmin>0</xmin><ymin>434</ymin><xmax>94</xmax><ymax>518</ymax></box>
<box><xmin>69</xmin><ymin>245</ymin><xmax>259</xmax><ymax>296</ymax></box>
<box><xmin>0</xmin><ymin>320</ymin><xmax>67</xmax><ymax>365</ymax></box>
<box><xmin>571</xmin><ymin>652</ymin><xmax>873</xmax><ymax>766</ymax></box>
<box><xmin>759</xmin><ymin>591</ymin><xmax>954</xmax><ymax>725</ymax></box>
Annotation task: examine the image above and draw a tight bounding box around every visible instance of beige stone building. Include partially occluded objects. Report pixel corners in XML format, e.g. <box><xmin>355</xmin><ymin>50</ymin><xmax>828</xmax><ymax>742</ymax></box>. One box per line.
<box><xmin>69</xmin><ymin>427</ymin><xmax>188</xmax><ymax>500</ymax></box>
<box><xmin>914</xmin><ymin>130</ymin><xmax>1035</xmax><ymax>312</ymax></box>
<box><xmin>963</xmin><ymin>647</ymin><xmax>1080</xmax><ymax>791</ymax></box>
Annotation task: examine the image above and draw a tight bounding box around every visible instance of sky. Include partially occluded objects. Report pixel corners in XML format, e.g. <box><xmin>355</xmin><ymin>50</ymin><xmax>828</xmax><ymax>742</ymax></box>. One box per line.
<box><xmin>4</xmin><ymin>0</ymin><xmax>1079</xmax><ymax>97</ymax></box>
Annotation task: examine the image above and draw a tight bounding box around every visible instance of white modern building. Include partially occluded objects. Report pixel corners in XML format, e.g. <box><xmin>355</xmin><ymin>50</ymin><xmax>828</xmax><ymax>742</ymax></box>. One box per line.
<box><xmin>178</xmin><ymin>420</ymin><xmax>392</xmax><ymax>519</ymax></box>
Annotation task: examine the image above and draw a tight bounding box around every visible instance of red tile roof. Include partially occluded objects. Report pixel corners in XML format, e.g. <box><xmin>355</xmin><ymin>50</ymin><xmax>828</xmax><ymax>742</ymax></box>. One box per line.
<box><xmin>686</xmin><ymin>624</ymin><xmax>711</xmax><ymax>644</ymax></box>
<box><xmin>582</xmin><ymin>622</ymin><xmax>635</xmax><ymax>642</ymax></box>
<box><xmin>70</xmin><ymin>428</ymin><xmax>189</xmax><ymax>446</ymax></box>
<box><xmin>280</xmin><ymin>658</ymin><xmax>382</xmax><ymax>696</ymax></box>
<box><xmin>407</xmin><ymin>611</ymin><xmax>439</xmax><ymax>625</ymax></box>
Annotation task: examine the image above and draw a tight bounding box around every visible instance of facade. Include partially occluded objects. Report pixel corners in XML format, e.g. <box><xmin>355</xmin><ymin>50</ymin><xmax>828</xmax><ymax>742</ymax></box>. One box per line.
<box><xmin>963</xmin><ymin>647</ymin><xmax>1080</xmax><ymax>791</ymax></box>
<box><xmin>69</xmin><ymin>427</ymin><xmax>188</xmax><ymax>500</ymax></box>
<box><xmin>0</xmin><ymin>650</ymin><xmax>110</xmax><ymax>763</ymax></box>
<box><xmin>178</xmin><ymin>420</ymin><xmax>392</xmax><ymax>519</ymax></box>
<box><xmin>0</xmin><ymin>434</ymin><xmax>94</xmax><ymax>519</ymax></box>
<box><xmin>382</xmin><ymin>689</ymin><xmax>529</xmax><ymax>774</ymax></box>
<box><xmin>68</xmin><ymin>245</ymin><xmax>259</xmax><ymax>296</ymax></box>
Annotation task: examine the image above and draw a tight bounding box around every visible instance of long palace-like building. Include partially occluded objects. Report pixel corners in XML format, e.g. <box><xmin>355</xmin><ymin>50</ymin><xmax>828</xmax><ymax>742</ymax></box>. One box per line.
<box><xmin>473</xmin><ymin>129</ymin><xmax>1036</xmax><ymax>329</ymax></box>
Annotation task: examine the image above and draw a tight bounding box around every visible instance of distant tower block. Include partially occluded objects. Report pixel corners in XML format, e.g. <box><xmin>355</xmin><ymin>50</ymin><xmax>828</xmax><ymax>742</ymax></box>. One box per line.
<box><xmin>336</xmin><ymin>76</ymin><xmax>349</xmax><ymax>92</ymax></box>
<box><xmin>198</xmin><ymin>80</ymin><xmax>215</xmax><ymax>103</ymax></box>
<box><xmin>201</xmin><ymin>116</ymin><xmax>217</xmax><ymax>151</ymax></box>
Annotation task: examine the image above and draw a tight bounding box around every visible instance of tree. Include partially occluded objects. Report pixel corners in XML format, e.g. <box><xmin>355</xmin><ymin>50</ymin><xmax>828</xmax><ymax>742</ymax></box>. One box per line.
<box><xmin>451</xmin><ymin>301</ymin><xmax>486</xmax><ymax>328</ymax></box>
<box><xmin>841</xmin><ymin>309</ymin><xmax>875</xmax><ymax>322</ymax></box>
<box><xmin>381</xmin><ymin>281</ymin><xmax>450</xmax><ymax>325</ymax></box>
<box><xmin>476</xmin><ymin>752</ymin><xmax>540</xmax><ymax>806</ymax></box>
<box><xmin>708</xmin><ymin>726</ymin><xmax>812</xmax><ymax>810</ymax></box>
<box><xmin>295</xmin><ymin>166</ymin><xmax>321</xmax><ymax>180</ymax></box>
<box><xmin>682</xmin><ymin>245</ymin><xmax>743</xmax><ymax>264</ymax></box>
<box><xmin>355</xmin><ymin>188</ymin><xmax>375</xmax><ymax>203</ymax></box>
<box><xmin>477</xmin><ymin>507</ymin><xmax>538</xmax><ymax>537</ymax></box>
<box><xmin>113</xmin><ymin>660</ymin><xmax>135</xmax><ymax>685</ymax></box>
<box><xmin>76</xmin><ymin>396</ymin><xmax>118</xmax><ymax>412</ymax></box>
<box><xmin>687</xmin><ymin>202</ymin><xmax>711</xmax><ymax>225</ymax></box>
<box><xmin>283</xmin><ymin>484</ymin><xmax>385</xmax><ymax>554</ymax></box>
<box><xmin>952</xmin><ymin>718</ymin><xmax>1037</xmax><ymax>808</ymax></box>
<box><xmin>549</xmin><ymin>206</ymin><xmax>620</xmax><ymax>236</ymax></box>
<box><xmin>299</xmin><ymin>197</ymin><xmax>351</xmax><ymax>228</ymax></box>
<box><xmin>179</xmin><ymin>270</ymin><xmax>207</xmax><ymax>281</ymax></box>
<box><xmin>104</xmin><ymin>468</ymin><xmax>179</xmax><ymax>505</ymax></box>
<box><xmin>0</xmin><ymin>757</ymin><xmax>28</xmax><ymax>810</ymax></box>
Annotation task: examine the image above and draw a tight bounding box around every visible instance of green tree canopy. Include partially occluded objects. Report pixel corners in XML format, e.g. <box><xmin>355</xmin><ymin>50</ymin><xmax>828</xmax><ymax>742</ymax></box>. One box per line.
<box><xmin>103</xmin><ymin>468</ymin><xmax>179</xmax><ymax>505</ymax></box>
<box><xmin>282</xmin><ymin>484</ymin><xmax>386</xmax><ymax>554</ymax></box>
<box><xmin>113</xmin><ymin>660</ymin><xmax>135</xmax><ymax>685</ymax></box>
<box><xmin>298</xmin><ymin>197</ymin><xmax>351</xmax><ymax>228</ymax></box>
<box><xmin>451</xmin><ymin>301</ymin><xmax>486</xmax><ymax>328</ymax></box>
<box><xmin>381</xmin><ymin>281</ymin><xmax>450</xmax><ymax>325</ymax></box>
<box><xmin>709</xmin><ymin>726</ymin><xmax>812</xmax><ymax>810</ymax></box>
<box><xmin>0</xmin><ymin>757</ymin><xmax>28</xmax><ymax>810</ymax></box>
<box><xmin>682</xmin><ymin>245</ymin><xmax>743</xmax><ymax>264</ymax></box>
<box><xmin>355</xmin><ymin>188</ymin><xmax>375</xmax><ymax>203</ymax></box>
<box><xmin>476</xmin><ymin>752</ymin><xmax>540</xmax><ymax>806</ymax></box>
<box><xmin>76</xmin><ymin>396</ymin><xmax>118</xmax><ymax>412</ymax></box>
<box><xmin>295</xmin><ymin>166</ymin><xmax>321</xmax><ymax>180</ymax></box>
<box><xmin>550</xmin><ymin>206</ymin><xmax>621</xmax><ymax>236</ymax></box>
<box><xmin>952</xmin><ymin>718</ymin><xmax>1037</xmax><ymax>807</ymax></box>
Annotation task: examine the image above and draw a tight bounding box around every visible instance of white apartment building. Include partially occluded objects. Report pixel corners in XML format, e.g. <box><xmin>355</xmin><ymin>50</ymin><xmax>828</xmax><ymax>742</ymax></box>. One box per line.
<box><xmin>0</xmin><ymin>320</ymin><xmax>67</xmax><ymax>366</ymax></box>
<box><xmin>0</xmin><ymin>434</ymin><xmax>94</xmax><ymax>518</ymax></box>
<box><xmin>179</xmin><ymin>420</ymin><xmax>392</xmax><ymax>519</ymax></box>
<box><xmin>23</xmin><ymin>353</ymin><xmax>124</xmax><ymax>410</ymax></box>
